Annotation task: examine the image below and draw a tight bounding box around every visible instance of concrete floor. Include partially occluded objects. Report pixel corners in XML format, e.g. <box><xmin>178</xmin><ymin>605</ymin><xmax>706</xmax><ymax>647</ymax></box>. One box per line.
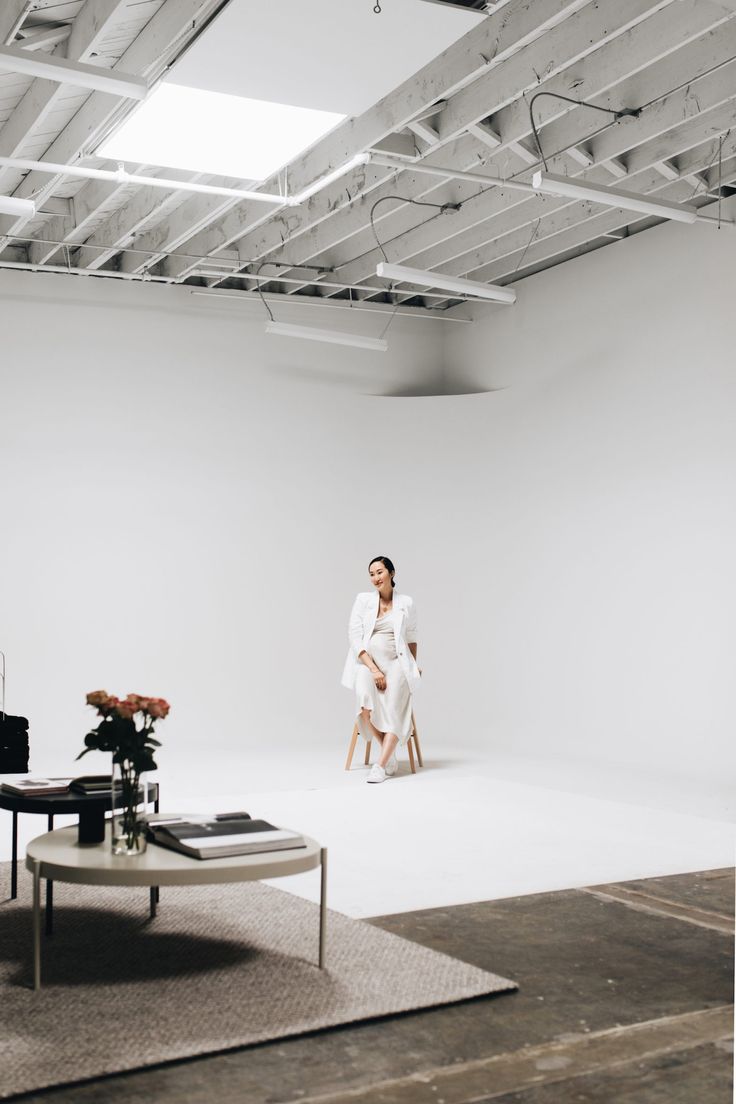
<box><xmin>11</xmin><ymin>866</ymin><xmax>733</xmax><ymax>1104</ymax></box>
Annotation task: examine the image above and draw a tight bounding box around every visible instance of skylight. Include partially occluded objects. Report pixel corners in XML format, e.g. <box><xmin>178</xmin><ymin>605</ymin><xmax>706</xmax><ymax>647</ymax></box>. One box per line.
<box><xmin>98</xmin><ymin>84</ymin><xmax>345</xmax><ymax>182</ymax></box>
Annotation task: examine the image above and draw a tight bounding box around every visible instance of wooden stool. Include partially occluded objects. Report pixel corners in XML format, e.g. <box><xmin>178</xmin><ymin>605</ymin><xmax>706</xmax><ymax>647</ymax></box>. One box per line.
<box><xmin>344</xmin><ymin>713</ymin><xmax>423</xmax><ymax>774</ymax></box>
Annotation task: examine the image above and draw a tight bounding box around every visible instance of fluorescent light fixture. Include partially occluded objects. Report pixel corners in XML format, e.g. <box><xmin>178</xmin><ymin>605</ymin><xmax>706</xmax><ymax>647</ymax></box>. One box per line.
<box><xmin>531</xmin><ymin>171</ymin><xmax>699</xmax><ymax>224</ymax></box>
<box><xmin>0</xmin><ymin>194</ymin><xmax>36</xmax><ymax>219</ymax></box>
<box><xmin>376</xmin><ymin>262</ymin><xmax>516</xmax><ymax>304</ymax></box>
<box><xmin>98</xmin><ymin>84</ymin><xmax>345</xmax><ymax>182</ymax></box>
<box><xmin>0</xmin><ymin>44</ymin><xmax>147</xmax><ymax>99</ymax></box>
<box><xmin>265</xmin><ymin>320</ymin><xmax>387</xmax><ymax>352</ymax></box>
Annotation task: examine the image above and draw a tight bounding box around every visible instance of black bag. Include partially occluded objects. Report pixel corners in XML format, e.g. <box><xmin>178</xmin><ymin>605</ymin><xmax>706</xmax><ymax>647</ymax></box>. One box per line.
<box><xmin>0</xmin><ymin>715</ymin><xmax>30</xmax><ymax>774</ymax></box>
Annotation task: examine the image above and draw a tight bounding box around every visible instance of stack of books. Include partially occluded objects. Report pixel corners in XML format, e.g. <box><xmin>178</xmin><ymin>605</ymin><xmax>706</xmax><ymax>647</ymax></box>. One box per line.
<box><xmin>1</xmin><ymin>778</ymin><xmax>73</xmax><ymax>796</ymax></box>
<box><xmin>146</xmin><ymin>813</ymin><xmax>305</xmax><ymax>859</ymax></box>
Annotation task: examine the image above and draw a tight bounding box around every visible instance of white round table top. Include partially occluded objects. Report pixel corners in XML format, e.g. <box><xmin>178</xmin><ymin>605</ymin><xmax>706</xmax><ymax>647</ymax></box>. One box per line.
<box><xmin>26</xmin><ymin>825</ymin><xmax>322</xmax><ymax>886</ymax></box>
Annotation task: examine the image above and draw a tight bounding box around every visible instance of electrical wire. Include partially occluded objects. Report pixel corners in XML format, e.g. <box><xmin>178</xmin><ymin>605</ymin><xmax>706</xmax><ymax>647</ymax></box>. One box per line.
<box><xmin>527</xmin><ymin>91</ymin><xmax>640</xmax><ymax>171</ymax></box>
<box><xmin>368</xmin><ymin>194</ymin><xmax>461</xmax><ymax>263</ymax></box>
<box><xmin>253</xmin><ymin>261</ymin><xmax>274</xmax><ymax>322</ymax></box>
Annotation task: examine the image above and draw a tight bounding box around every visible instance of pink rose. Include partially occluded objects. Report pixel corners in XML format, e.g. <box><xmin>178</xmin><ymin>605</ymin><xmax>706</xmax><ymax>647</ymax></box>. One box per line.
<box><xmin>86</xmin><ymin>690</ymin><xmax>119</xmax><ymax>715</ymax></box>
<box><xmin>145</xmin><ymin>698</ymin><xmax>170</xmax><ymax>719</ymax></box>
<box><xmin>115</xmin><ymin>699</ymin><xmax>139</xmax><ymax>720</ymax></box>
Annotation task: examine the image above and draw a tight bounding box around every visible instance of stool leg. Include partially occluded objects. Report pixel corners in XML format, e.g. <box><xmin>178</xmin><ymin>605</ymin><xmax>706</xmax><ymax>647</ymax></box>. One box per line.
<box><xmin>411</xmin><ymin>717</ymin><xmax>424</xmax><ymax>767</ymax></box>
<box><xmin>345</xmin><ymin>723</ymin><xmax>359</xmax><ymax>771</ymax></box>
<box><xmin>364</xmin><ymin>739</ymin><xmax>371</xmax><ymax>766</ymax></box>
<box><xmin>407</xmin><ymin>738</ymin><xmax>416</xmax><ymax>774</ymax></box>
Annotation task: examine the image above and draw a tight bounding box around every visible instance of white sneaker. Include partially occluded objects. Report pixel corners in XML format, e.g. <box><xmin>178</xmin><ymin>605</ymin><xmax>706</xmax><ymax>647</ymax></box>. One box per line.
<box><xmin>367</xmin><ymin>764</ymin><xmax>387</xmax><ymax>784</ymax></box>
<box><xmin>385</xmin><ymin>754</ymin><xmax>398</xmax><ymax>777</ymax></box>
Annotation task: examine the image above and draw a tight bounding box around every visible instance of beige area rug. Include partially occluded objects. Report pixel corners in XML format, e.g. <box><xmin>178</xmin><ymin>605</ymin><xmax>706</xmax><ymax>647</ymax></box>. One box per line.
<box><xmin>0</xmin><ymin>865</ymin><xmax>516</xmax><ymax>1098</ymax></box>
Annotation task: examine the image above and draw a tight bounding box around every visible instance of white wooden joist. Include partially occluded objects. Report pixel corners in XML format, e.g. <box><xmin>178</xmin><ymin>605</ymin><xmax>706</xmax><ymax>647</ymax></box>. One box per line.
<box><xmin>162</xmin><ymin>0</ymin><xmax>676</xmax><ymax>287</ymax></box>
<box><xmin>315</xmin><ymin>25</ymin><xmax>736</xmax><ymax>297</ymax></box>
<box><xmin>244</xmin><ymin>0</ymin><xmax>722</xmax><ymax>296</ymax></box>
<box><xmin>0</xmin><ymin>3</ymin><xmax>34</xmax><ymax>46</ymax></box>
<box><xmin>372</xmin><ymin>108</ymin><xmax>736</xmax><ymax>306</ymax></box>
<box><xmin>428</xmin><ymin>135</ymin><xmax>736</xmax><ymax>305</ymax></box>
<box><xmin>394</xmin><ymin>107</ymin><xmax>736</xmax><ymax>281</ymax></box>
<box><xmin>118</xmin><ymin>190</ymin><xmax>243</xmax><ymax>275</ymax></box>
<box><xmin>0</xmin><ymin>0</ymin><xmax>127</xmax><ymax>178</ymax></box>
<box><xmin>15</xmin><ymin>25</ymin><xmax>72</xmax><ymax>51</ymax></box>
<box><xmin>146</xmin><ymin>0</ymin><xmax>590</xmax><ymax>282</ymax></box>
<box><xmin>0</xmin><ymin>0</ymin><xmax>226</xmax><ymax>250</ymax></box>
<box><xmin>486</xmin><ymin>0</ymin><xmax>732</xmax><ymax>149</ymax></box>
<box><xmin>437</xmin><ymin>0</ymin><xmax>677</xmax><ymax>143</ymax></box>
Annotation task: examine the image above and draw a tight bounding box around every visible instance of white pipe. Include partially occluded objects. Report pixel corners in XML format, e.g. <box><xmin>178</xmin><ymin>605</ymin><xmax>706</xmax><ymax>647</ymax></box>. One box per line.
<box><xmin>0</xmin><ymin>152</ymin><xmax>372</xmax><ymax>209</ymax></box>
<box><xmin>0</xmin><ymin>155</ymin><xmax>289</xmax><ymax>205</ymax></box>
<box><xmin>368</xmin><ymin>152</ymin><xmax>536</xmax><ymax>193</ymax></box>
<box><xmin>0</xmin><ymin>194</ymin><xmax>35</xmax><ymax>218</ymax></box>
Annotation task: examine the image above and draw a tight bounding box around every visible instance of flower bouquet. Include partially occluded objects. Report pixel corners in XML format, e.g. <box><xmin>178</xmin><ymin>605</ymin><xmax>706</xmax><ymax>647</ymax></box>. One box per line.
<box><xmin>80</xmin><ymin>691</ymin><xmax>170</xmax><ymax>855</ymax></box>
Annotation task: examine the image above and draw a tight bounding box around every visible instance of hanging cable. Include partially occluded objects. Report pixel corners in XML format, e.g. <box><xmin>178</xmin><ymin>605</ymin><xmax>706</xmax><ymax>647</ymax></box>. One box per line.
<box><xmin>527</xmin><ymin>92</ymin><xmax>641</xmax><ymax>171</ymax></box>
<box><xmin>368</xmin><ymin>194</ymin><xmax>461</xmax><ymax>262</ymax></box>
<box><xmin>253</xmin><ymin>261</ymin><xmax>274</xmax><ymax>322</ymax></box>
<box><xmin>717</xmin><ymin>133</ymin><xmax>724</xmax><ymax>229</ymax></box>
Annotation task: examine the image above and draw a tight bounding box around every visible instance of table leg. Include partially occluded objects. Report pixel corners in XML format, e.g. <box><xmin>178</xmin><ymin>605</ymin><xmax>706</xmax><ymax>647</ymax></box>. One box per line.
<box><xmin>149</xmin><ymin>887</ymin><xmax>157</xmax><ymax>919</ymax></box>
<box><xmin>32</xmin><ymin>859</ymin><xmax>41</xmax><ymax>991</ymax></box>
<box><xmin>154</xmin><ymin>788</ymin><xmax>160</xmax><ymax>903</ymax></box>
<box><xmin>319</xmin><ymin>847</ymin><xmax>327</xmax><ymax>969</ymax></box>
<box><xmin>45</xmin><ymin>813</ymin><xmax>54</xmax><ymax>937</ymax></box>
<box><xmin>11</xmin><ymin>811</ymin><xmax>18</xmax><ymax>899</ymax></box>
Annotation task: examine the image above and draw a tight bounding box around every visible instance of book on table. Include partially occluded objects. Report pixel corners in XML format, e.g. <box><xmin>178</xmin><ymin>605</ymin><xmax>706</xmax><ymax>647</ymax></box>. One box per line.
<box><xmin>1</xmin><ymin>778</ymin><xmax>73</xmax><ymax>796</ymax></box>
<box><xmin>147</xmin><ymin>814</ymin><xmax>306</xmax><ymax>859</ymax></box>
<box><xmin>69</xmin><ymin>775</ymin><xmax>117</xmax><ymax>795</ymax></box>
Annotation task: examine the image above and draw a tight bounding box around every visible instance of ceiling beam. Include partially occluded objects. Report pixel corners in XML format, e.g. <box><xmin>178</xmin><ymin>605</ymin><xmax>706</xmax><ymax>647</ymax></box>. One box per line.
<box><xmin>423</xmin><ymin>129</ymin><xmax>736</xmax><ymax>302</ymax></box>
<box><xmin>0</xmin><ymin>43</ymin><xmax>147</xmax><ymax>99</ymax></box>
<box><xmin>313</xmin><ymin>20</ymin><xmax>736</xmax><ymax>297</ymax></box>
<box><xmin>485</xmin><ymin>0</ymin><xmax>732</xmax><ymax>151</ymax></box>
<box><xmin>0</xmin><ymin>0</ymin><xmax>227</xmax><ymax>250</ymax></box>
<box><xmin>0</xmin><ymin>0</ymin><xmax>129</xmax><ymax>193</ymax></box>
<box><xmin>202</xmin><ymin>0</ymin><xmax>698</xmax><ymax>294</ymax></box>
<box><xmin>437</xmin><ymin>0</ymin><xmax>676</xmax><ymax>143</ymax></box>
<box><xmin>0</xmin><ymin>2</ymin><xmax>33</xmax><ymax>45</ymax></box>
<box><xmin>15</xmin><ymin>25</ymin><xmax>72</xmax><ymax>51</ymax></box>
<box><xmin>144</xmin><ymin>0</ymin><xmax>589</xmax><ymax>281</ymax></box>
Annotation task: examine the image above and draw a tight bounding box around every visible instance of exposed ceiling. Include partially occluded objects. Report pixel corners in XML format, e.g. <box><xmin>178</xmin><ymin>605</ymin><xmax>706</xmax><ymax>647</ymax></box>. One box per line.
<box><xmin>0</xmin><ymin>0</ymin><xmax>734</xmax><ymax>323</ymax></box>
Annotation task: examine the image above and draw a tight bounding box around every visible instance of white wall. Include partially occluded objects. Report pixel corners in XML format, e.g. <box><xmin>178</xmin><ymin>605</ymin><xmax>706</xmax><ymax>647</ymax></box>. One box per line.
<box><xmin>2</xmin><ymin>200</ymin><xmax>734</xmax><ymax>793</ymax></box>
<box><xmin>441</xmin><ymin>199</ymin><xmax>736</xmax><ymax>785</ymax></box>
<box><xmin>0</xmin><ymin>271</ymin><xmax>445</xmax><ymax>776</ymax></box>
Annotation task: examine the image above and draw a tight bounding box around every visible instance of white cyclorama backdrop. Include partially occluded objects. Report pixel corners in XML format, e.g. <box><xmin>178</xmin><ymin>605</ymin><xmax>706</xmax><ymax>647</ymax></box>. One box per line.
<box><xmin>442</xmin><ymin>196</ymin><xmax>736</xmax><ymax>788</ymax></box>
<box><xmin>0</xmin><ymin>272</ymin><xmax>447</xmax><ymax>777</ymax></box>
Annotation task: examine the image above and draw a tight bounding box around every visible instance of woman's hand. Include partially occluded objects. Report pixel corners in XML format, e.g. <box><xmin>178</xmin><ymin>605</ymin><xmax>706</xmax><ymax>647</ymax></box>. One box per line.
<box><xmin>372</xmin><ymin>670</ymin><xmax>386</xmax><ymax>692</ymax></box>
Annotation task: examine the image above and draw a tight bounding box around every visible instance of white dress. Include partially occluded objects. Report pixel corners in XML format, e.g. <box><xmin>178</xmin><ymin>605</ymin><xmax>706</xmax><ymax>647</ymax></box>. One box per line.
<box><xmin>355</xmin><ymin>614</ymin><xmax>413</xmax><ymax>746</ymax></box>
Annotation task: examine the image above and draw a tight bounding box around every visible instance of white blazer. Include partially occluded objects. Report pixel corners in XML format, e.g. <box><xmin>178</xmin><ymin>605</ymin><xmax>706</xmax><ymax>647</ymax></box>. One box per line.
<box><xmin>341</xmin><ymin>591</ymin><xmax>421</xmax><ymax>693</ymax></box>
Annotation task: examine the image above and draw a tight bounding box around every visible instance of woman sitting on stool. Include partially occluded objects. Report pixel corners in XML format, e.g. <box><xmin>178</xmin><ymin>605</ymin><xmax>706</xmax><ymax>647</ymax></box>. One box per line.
<box><xmin>341</xmin><ymin>556</ymin><xmax>421</xmax><ymax>783</ymax></box>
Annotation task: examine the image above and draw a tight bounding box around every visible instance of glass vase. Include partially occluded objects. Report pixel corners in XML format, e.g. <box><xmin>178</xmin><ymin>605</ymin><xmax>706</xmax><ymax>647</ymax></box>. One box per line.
<box><xmin>111</xmin><ymin>759</ymin><xmax>151</xmax><ymax>856</ymax></box>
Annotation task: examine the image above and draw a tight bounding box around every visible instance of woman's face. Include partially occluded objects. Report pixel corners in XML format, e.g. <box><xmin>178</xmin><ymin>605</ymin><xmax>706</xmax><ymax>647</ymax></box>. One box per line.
<box><xmin>369</xmin><ymin>561</ymin><xmax>393</xmax><ymax>590</ymax></box>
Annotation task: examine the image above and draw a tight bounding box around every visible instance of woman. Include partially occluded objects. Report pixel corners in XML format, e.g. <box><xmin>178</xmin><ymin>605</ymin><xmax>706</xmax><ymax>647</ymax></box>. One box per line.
<box><xmin>341</xmin><ymin>556</ymin><xmax>421</xmax><ymax>783</ymax></box>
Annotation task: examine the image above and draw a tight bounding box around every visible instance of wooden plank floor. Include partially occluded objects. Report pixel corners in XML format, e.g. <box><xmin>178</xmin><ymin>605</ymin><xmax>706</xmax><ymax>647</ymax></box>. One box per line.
<box><xmin>12</xmin><ymin>868</ymin><xmax>733</xmax><ymax>1104</ymax></box>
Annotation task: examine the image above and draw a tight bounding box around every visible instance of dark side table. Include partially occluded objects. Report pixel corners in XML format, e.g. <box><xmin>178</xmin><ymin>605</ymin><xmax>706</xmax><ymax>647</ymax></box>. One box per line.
<box><xmin>0</xmin><ymin>784</ymin><xmax>160</xmax><ymax>933</ymax></box>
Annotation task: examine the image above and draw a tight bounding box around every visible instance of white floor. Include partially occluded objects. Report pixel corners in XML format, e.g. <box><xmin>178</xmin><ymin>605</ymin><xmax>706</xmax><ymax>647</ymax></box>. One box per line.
<box><xmin>4</xmin><ymin>744</ymin><xmax>733</xmax><ymax>919</ymax></box>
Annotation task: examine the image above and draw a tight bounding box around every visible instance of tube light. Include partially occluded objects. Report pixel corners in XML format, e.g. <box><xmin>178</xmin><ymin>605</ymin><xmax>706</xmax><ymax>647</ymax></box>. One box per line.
<box><xmin>376</xmin><ymin>262</ymin><xmax>516</xmax><ymax>304</ymax></box>
<box><xmin>531</xmin><ymin>171</ymin><xmax>699</xmax><ymax>224</ymax></box>
<box><xmin>0</xmin><ymin>194</ymin><xmax>36</xmax><ymax>219</ymax></box>
<box><xmin>265</xmin><ymin>320</ymin><xmax>388</xmax><ymax>352</ymax></box>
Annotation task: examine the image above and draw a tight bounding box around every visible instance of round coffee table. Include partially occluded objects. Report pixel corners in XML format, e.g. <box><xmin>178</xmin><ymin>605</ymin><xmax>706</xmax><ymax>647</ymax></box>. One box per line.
<box><xmin>26</xmin><ymin>826</ymin><xmax>326</xmax><ymax>990</ymax></box>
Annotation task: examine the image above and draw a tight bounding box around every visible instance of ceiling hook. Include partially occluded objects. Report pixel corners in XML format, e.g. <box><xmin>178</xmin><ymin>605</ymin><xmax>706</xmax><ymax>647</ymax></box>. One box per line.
<box><xmin>373</xmin><ymin>1</ymin><xmax>382</xmax><ymax>12</ymax></box>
